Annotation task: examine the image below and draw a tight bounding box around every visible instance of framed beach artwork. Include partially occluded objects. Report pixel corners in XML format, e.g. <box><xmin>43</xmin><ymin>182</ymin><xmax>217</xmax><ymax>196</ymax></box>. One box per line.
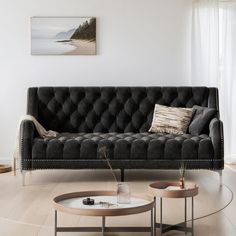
<box><xmin>31</xmin><ymin>17</ymin><xmax>96</xmax><ymax>55</ymax></box>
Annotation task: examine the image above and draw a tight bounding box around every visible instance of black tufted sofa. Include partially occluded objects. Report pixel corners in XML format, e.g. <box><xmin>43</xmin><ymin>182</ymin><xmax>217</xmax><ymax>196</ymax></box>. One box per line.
<box><xmin>20</xmin><ymin>87</ymin><xmax>224</xmax><ymax>181</ymax></box>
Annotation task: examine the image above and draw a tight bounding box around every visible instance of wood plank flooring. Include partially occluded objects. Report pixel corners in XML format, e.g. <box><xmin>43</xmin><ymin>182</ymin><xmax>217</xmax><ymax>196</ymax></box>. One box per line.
<box><xmin>0</xmin><ymin>167</ymin><xmax>235</xmax><ymax>236</ymax></box>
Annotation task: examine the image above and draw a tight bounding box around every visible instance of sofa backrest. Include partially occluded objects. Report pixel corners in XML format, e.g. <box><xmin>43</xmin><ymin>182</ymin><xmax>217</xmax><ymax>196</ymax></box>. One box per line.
<box><xmin>27</xmin><ymin>87</ymin><xmax>219</xmax><ymax>133</ymax></box>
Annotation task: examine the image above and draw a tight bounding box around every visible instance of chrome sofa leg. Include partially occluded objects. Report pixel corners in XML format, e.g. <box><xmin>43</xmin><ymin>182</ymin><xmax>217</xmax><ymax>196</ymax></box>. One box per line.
<box><xmin>215</xmin><ymin>170</ymin><xmax>222</xmax><ymax>187</ymax></box>
<box><xmin>13</xmin><ymin>157</ymin><xmax>16</xmax><ymax>176</ymax></box>
<box><xmin>22</xmin><ymin>170</ymin><xmax>26</xmax><ymax>186</ymax></box>
<box><xmin>219</xmin><ymin>170</ymin><xmax>223</xmax><ymax>187</ymax></box>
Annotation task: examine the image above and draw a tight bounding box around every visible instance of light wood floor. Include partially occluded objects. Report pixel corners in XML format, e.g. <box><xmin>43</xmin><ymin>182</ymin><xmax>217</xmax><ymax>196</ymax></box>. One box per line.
<box><xmin>0</xmin><ymin>167</ymin><xmax>236</xmax><ymax>236</ymax></box>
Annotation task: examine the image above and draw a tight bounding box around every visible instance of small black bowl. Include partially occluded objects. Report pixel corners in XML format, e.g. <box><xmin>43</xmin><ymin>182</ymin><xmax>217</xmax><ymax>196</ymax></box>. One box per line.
<box><xmin>83</xmin><ymin>197</ymin><xmax>95</xmax><ymax>205</ymax></box>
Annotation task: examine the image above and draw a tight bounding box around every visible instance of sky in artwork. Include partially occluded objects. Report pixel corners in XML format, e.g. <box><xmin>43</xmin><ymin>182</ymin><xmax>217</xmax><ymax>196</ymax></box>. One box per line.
<box><xmin>31</xmin><ymin>17</ymin><xmax>90</xmax><ymax>39</ymax></box>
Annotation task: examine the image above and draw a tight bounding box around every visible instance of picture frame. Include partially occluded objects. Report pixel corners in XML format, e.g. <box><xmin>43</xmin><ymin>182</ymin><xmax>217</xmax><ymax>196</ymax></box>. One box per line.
<box><xmin>31</xmin><ymin>17</ymin><xmax>96</xmax><ymax>55</ymax></box>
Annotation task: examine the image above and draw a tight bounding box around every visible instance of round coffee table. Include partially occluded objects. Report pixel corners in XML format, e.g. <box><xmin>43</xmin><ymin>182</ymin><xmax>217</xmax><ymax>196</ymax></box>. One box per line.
<box><xmin>53</xmin><ymin>190</ymin><xmax>155</xmax><ymax>236</ymax></box>
<box><xmin>149</xmin><ymin>181</ymin><xmax>199</xmax><ymax>236</ymax></box>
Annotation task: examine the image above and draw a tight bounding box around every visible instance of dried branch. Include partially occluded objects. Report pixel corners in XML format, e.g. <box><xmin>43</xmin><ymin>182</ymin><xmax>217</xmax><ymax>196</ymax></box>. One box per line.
<box><xmin>98</xmin><ymin>146</ymin><xmax>118</xmax><ymax>183</ymax></box>
<box><xmin>179</xmin><ymin>160</ymin><xmax>187</xmax><ymax>178</ymax></box>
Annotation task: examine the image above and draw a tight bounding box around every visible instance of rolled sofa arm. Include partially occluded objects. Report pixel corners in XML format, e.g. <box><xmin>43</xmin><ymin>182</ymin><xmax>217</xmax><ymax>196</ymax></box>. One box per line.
<box><xmin>209</xmin><ymin>118</ymin><xmax>224</xmax><ymax>161</ymax></box>
<box><xmin>20</xmin><ymin>120</ymin><xmax>35</xmax><ymax>170</ymax></box>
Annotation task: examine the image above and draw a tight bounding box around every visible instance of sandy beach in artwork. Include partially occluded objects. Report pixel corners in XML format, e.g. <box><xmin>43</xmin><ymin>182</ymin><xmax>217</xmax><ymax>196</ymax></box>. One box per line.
<box><xmin>31</xmin><ymin>17</ymin><xmax>96</xmax><ymax>55</ymax></box>
<box><xmin>65</xmin><ymin>39</ymin><xmax>96</xmax><ymax>55</ymax></box>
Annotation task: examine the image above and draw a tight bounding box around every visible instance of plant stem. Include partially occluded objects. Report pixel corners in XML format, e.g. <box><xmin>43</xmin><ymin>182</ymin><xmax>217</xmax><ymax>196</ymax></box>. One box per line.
<box><xmin>104</xmin><ymin>156</ymin><xmax>118</xmax><ymax>183</ymax></box>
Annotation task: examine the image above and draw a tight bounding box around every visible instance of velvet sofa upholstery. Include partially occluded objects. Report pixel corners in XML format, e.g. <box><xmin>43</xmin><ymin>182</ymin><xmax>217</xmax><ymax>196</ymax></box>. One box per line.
<box><xmin>20</xmin><ymin>87</ymin><xmax>224</xmax><ymax>179</ymax></box>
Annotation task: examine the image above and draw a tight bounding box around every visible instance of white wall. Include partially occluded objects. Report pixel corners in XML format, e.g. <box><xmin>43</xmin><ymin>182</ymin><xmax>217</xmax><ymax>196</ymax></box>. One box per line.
<box><xmin>0</xmin><ymin>0</ymin><xmax>192</xmax><ymax>160</ymax></box>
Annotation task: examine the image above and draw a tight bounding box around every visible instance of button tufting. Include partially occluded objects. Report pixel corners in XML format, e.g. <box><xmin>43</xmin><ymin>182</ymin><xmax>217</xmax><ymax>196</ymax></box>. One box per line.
<box><xmin>36</xmin><ymin>87</ymin><xmax>210</xmax><ymax>133</ymax></box>
<box><xmin>32</xmin><ymin>132</ymin><xmax>214</xmax><ymax>160</ymax></box>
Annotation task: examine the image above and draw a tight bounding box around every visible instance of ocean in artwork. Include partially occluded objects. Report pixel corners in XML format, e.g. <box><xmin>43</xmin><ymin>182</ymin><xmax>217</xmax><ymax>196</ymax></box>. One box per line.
<box><xmin>31</xmin><ymin>38</ymin><xmax>76</xmax><ymax>55</ymax></box>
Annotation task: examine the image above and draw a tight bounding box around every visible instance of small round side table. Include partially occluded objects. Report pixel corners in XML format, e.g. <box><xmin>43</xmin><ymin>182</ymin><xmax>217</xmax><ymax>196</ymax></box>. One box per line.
<box><xmin>149</xmin><ymin>181</ymin><xmax>199</xmax><ymax>236</ymax></box>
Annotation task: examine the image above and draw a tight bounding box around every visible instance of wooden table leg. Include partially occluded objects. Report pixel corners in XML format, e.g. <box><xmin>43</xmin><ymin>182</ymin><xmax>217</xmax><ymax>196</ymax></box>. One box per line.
<box><xmin>102</xmin><ymin>216</ymin><xmax>105</xmax><ymax>236</ymax></box>
<box><xmin>151</xmin><ymin>208</ymin><xmax>153</xmax><ymax>236</ymax></box>
<box><xmin>154</xmin><ymin>197</ymin><xmax>156</xmax><ymax>236</ymax></box>
<box><xmin>185</xmin><ymin>197</ymin><xmax>187</xmax><ymax>235</ymax></box>
<box><xmin>192</xmin><ymin>197</ymin><xmax>194</xmax><ymax>236</ymax></box>
<box><xmin>160</xmin><ymin>197</ymin><xmax>162</xmax><ymax>236</ymax></box>
<box><xmin>55</xmin><ymin>210</ymin><xmax>57</xmax><ymax>236</ymax></box>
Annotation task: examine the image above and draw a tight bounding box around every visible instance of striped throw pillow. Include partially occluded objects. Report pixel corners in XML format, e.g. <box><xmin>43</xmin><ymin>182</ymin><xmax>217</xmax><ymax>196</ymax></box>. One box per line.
<box><xmin>149</xmin><ymin>104</ymin><xmax>195</xmax><ymax>135</ymax></box>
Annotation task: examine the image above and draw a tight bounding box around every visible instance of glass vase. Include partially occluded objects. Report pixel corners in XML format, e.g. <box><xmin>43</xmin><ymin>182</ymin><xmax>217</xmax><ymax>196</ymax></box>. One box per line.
<box><xmin>117</xmin><ymin>182</ymin><xmax>130</xmax><ymax>204</ymax></box>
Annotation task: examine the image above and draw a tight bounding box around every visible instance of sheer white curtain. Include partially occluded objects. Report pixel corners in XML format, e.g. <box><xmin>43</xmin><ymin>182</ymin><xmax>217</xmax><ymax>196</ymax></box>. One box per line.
<box><xmin>191</xmin><ymin>0</ymin><xmax>236</xmax><ymax>163</ymax></box>
<box><xmin>191</xmin><ymin>0</ymin><xmax>219</xmax><ymax>87</ymax></box>
<box><xmin>219</xmin><ymin>1</ymin><xmax>236</xmax><ymax>163</ymax></box>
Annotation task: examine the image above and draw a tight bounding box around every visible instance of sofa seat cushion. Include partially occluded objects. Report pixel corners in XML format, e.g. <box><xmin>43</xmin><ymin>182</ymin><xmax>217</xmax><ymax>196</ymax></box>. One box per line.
<box><xmin>32</xmin><ymin>132</ymin><xmax>214</xmax><ymax>160</ymax></box>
